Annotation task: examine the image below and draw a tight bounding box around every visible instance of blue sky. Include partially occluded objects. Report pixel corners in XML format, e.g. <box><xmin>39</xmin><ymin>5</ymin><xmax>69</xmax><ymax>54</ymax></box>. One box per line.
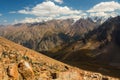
<box><xmin>0</xmin><ymin>0</ymin><xmax>120</xmax><ymax>24</ymax></box>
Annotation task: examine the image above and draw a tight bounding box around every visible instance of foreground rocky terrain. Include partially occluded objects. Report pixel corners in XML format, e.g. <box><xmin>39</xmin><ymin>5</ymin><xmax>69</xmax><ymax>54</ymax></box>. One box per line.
<box><xmin>0</xmin><ymin>37</ymin><xmax>82</xmax><ymax>80</ymax></box>
<box><xmin>0</xmin><ymin>37</ymin><xmax>119</xmax><ymax>80</ymax></box>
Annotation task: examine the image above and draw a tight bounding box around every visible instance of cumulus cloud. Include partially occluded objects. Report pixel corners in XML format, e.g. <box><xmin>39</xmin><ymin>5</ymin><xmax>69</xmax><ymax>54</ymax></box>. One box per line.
<box><xmin>16</xmin><ymin>14</ymin><xmax>86</xmax><ymax>23</ymax></box>
<box><xmin>17</xmin><ymin>1</ymin><xmax>85</xmax><ymax>23</ymax></box>
<box><xmin>46</xmin><ymin>0</ymin><xmax>63</xmax><ymax>4</ymax></box>
<box><xmin>89</xmin><ymin>12</ymin><xmax>118</xmax><ymax>18</ymax></box>
<box><xmin>18</xmin><ymin>17</ymin><xmax>41</xmax><ymax>23</ymax></box>
<box><xmin>16</xmin><ymin>1</ymin><xmax>120</xmax><ymax>24</ymax></box>
<box><xmin>54</xmin><ymin>0</ymin><xmax>63</xmax><ymax>4</ymax></box>
<box><xmin>88</xmin><ymin>1</ymin><xmax>120</xmax><ymax>18</ymax></box>
<box><xmin>17</xmin><ymin>17</ymin><xmax>52</xmax><ymax>23</ymax></box>
<box><xmin>18</xmin><ymin>1</ymin><xmax>81</xmax><ymax>16</ymax></box>
<box><xmin>88</xmin><ymin>1</ymin><xmax>120</xmax><ymax>12</ymax></box>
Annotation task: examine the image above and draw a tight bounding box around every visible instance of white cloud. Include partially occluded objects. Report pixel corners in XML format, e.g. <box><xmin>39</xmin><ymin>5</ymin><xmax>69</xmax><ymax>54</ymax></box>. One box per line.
<box><xmin>18</xmin><ymin>17</ymin><xmax>49</xmax><ymax>23</ymax></box>
<box><xmin>18</xmin><ymin>1</ymin><xmax>81</xmax><ymax>16</ymax></box>
<box><xmin>20</xmin><ymin>17</ymin><xmax>41</xmax><ymax>23</ymax></box>
<box><xmin>89</xmin><ymin>12</ymin><xmax>118</xmax><ymax>18</ymax></box>
<box><xmin>17</xmin><ymin>1</ymin><xmax>85</xmax><ymax>23</ymax></box>
<box><xmin>16</xmin><ymin>14</ymin><xmax>84</xmax><ymax>24</ymax></box>
<box><xmin>87</xmin><ymin>1</ymin><xmax>120</xmax><ymax>18</ymax></box>
<box><xmin>15</xmin><ymin>12</ymin><xmax>87</xmax><ymax>24</ymax></box>
<box><xmin>14</xmin><ymin>16</ymin><xmax>59</xmax><ymax>24</ymax></box>
<box><xmin>46</xmin><ymin>0</ymin><xmax>63</xmax><ymax>4</ymax></box>
<box><xmin>16</xmin><ymin>1</ymin><xmax>120</xmax><ymax>24</ymax></box>
<box><xmin>54</xmin><ymin>0</ymin><xmax>63</xmax><ymax>4</ymax></box>
<box><xmin>88</xmin><ymin>1</ymin><xmax>120</xmax><ymax>12</ymax></box>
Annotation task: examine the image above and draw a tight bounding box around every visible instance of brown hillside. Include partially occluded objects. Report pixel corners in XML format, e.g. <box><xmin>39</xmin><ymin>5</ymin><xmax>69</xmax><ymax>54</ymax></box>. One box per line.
<box><xmin>0</xmin><ymin>37</ymin><xmax>119</xmax><ymax>80</ymax></box>
<box><xmin>0</xmin><ymin>36</ymin><xmax>83</xmax><ymax>80</ymax></box>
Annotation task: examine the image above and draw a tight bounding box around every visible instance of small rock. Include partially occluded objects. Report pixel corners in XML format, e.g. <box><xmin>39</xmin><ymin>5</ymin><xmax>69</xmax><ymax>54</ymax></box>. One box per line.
<box><xmin>102</xmin><ymin>76</ymin><xmax>109</xmax><ymax>80</ymax></box>
<box><xmin>9</xmin><ymin>53</ymin><xmax>16</xmax><ymax>59</ymax></box>
<box><xmin>7</xmin><ymin>63</ymin><xmax>19</xmax><ymax>79</ymax></box>
<box><xmin>58</xmin><ymin>69</ymin><xmax>82</xmax><ymax>80</ymax></box>
<box><xmin>51</xmin><ymin>73</ymin><xmax>57</xmax><ymax>79</ymax></box>
<box><xmin>18</xmin><ymin>60</ymin><xmax>34</xmax><ymax>80</ymax></box>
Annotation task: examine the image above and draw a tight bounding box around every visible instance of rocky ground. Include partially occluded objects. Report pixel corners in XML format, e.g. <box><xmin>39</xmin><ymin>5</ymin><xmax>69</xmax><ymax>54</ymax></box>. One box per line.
<box><xmin>0</xmin><ymin>37</ymin><xmax>119</xmax><ymax>80</ymax></box>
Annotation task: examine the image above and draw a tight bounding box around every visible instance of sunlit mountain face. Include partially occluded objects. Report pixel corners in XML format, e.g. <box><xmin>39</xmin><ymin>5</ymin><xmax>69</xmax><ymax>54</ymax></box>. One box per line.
<box><xmin>0</xmin><ymin>0</ymin><xmax>120</xmax><ymax>79</ymax></box>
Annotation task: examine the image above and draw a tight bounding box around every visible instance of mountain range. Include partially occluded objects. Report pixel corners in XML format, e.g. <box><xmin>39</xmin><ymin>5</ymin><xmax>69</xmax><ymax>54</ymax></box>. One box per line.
<box><xmin>0</xmin><ymin>16</ymin><xmax>120</xmax><ymax>79</ymax></box>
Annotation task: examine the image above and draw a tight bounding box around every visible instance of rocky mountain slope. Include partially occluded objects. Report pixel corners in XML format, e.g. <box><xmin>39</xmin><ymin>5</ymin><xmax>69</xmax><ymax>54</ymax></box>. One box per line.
<box><xmin>0</xmin><ymin>37</ymin><xmax>119</xmax><ymax>80</ymax></box>
<box><xmin>0</xmin><ymin>18</ymin><xmax>97</xmax><ymax>53</ymax></box>
<box><xmin>0</xmin><ymin>36</ymin><xmax>82</xmax><ymax>80</ymax></box>
<box><xmin>68</xmin><ymin>18</ymin><xmax>97</xmax><ymax>38</ymax></box>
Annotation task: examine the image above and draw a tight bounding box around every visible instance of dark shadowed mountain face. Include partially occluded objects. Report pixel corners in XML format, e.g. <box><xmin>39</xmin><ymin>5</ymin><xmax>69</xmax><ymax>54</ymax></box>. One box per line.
<box><xmin>89</xmin><ymin>16</ymin><xmax>120</xmax><ymax>64</ymax></box>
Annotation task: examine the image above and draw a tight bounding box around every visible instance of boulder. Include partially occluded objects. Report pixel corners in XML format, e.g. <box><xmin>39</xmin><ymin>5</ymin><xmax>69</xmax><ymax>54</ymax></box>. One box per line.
<box><xmin>18</xmin><ymin>60</ymin><xmax>34</xmax><ymax>80</ymax></box>
<box><xmin>7</xmin><ymin>63</ymin><xmax>19</xmax><ymax>79</ymax></box>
